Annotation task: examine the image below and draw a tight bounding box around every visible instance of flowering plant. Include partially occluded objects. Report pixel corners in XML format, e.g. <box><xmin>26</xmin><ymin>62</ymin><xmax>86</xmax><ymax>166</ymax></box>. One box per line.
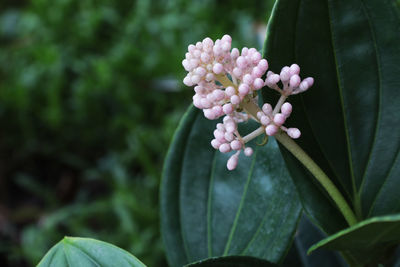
<box><xmin>183</xmin><ymin>34</ymin><xmax>314</xmax><ymax>170</ymax></box>
<box><xmin>36</xmin><ymin>0</ymin><xmax>400</xmax><ymax>266</ymax></box>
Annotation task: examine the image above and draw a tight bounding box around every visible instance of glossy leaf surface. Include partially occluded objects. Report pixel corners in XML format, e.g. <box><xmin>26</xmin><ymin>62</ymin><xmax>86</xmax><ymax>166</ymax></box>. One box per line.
<box><xmin>186</xmin><ymin>255</ymin><xmax>278</xmax><ymax>267</ymax></box>
<box><xmin>263</xmin><ymin>0</ymin><xmax>400</xmax><ymax>234</ymax></box>
<box><xmin>161</xmin><ymin>106</ymin><xmax>301</xmax><ymax>266</ymax></box>
<box><xmin>37</xmin><ymin>237</ymin><xmax>146</xmax><ymax>267</ymax></box>
<box><xmin>282</xmin><ymin>215</ymin><xmax>348</xmax><ymax>267</ymax></box>
<box><xmin>308</xmin><ymin>214</ymin><xmax>400</xmax><ymax>265</ymax></box>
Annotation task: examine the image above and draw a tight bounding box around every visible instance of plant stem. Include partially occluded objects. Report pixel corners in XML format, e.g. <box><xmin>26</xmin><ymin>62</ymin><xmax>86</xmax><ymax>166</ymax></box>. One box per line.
<box><xmin>273</xmin><ymin>95</ymin><xmax>287</xmax><ymax>115</ymax></box>
<box><xmin>242</xmin><ymin>126</ymin><xmax>264</xmax><ymax>143</ymax></box>
<box><xmin>274</xmin><ymin>131</ymin><xmax>358</xmax><ymax>226</ymax></box>
<box><xmin>213</xmin><ymin>75</ymin><xmax>358</xmax><ymax>226</ymax></box>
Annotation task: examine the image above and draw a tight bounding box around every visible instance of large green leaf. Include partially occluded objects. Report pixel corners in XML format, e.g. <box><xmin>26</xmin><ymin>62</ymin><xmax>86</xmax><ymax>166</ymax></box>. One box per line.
<box><xmin>37</xmin><ymin>237</ymin><xmax>146</xmax><ymax>267</ymax></box>
<box><xmin>186</xmin><ymin>256</ymin><xmax>278</xmax><ymax>267</ymax></box>
<box><xmin>161</xmin><ymin>106</ymin><xmax>301</xmax><ymax>266</ymax></box>
<box><xmin>263</xmin><ymin>0</ymin><xmax>400</xmax><ymax>234</ymax></box>
<box><xmin>282</xmin><ymin>215</ymin><xmax>348</xmax><ymax>267</ymax></box>
<box><xmin>308</xmin><ymin>214</ymin><xmax>400</xmax><ymax>265</ymax></box>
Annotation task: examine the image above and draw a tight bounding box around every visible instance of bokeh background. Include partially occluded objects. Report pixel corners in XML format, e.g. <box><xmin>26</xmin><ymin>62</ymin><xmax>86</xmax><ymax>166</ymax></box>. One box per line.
<box><xmin>0</xmin><ymin>0</ymin><xmax>275</xmax><ymax>266</ymax></box>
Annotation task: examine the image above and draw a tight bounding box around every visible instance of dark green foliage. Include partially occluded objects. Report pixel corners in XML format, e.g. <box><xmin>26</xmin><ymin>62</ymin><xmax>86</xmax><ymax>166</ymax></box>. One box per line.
<box><xmin>0</xmin><ymin>0</ymin><xmax>274</xmax><ymax>266</ymax></box>
<box><xmin>282</xmin><ymin>216</ymin><xmax>347</xmax><ymax>267</ymax></box>
<box><xmin>161</xmin><ymin>106</ymin><xmax>301</xmax><ymax>266</ymax></box>
<box><xmin>263</xmin><ymin>0</ymin><xmax>400</xmax><ymax>264</ymax></box>
<box><xmin>309</xmin><ymin>214</ymin><xmax>400</xmax><ymax>265</ymax></box>
<box><xmin>37</xmin><ymin>237</ymin><xmax>145</xmax><ymax>267</ymax></box>
<box><xmin>263</xmin><ymin>0</ymin><xmax>400</xmax><ymax>232</ymax></box>
<box><xmin>186</xmin><ymin>255</ymin><xmax>278</xmax><ymax>267</ymax></box>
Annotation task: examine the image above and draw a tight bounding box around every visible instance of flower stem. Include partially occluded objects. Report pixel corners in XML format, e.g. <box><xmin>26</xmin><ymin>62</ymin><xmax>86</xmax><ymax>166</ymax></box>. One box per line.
<box><xmin>242</xmin><ymin>126</ymin><xmax>264</xmax><ymax>143</ymax></box>
<box><xmin>274</xmin><ymin>131</ymin><xmax>358</xmax><ymax>226</ymax></box>
<box><xmin>273</xmin><ymin>95</ymin><xmax>287</xmax><ymax>115</ymax></box>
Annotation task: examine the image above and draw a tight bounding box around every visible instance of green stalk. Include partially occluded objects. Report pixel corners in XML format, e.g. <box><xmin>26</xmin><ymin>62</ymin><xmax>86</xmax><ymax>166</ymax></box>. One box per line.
<box><xmin>274</xmin><ymin>131</ymin><xmax>358</xmax><ymax>226</ymax></box>
<box><xmin>215</xmin><ymin>74</ymin><xmax>357</xmax><ymax>226</ymax></box>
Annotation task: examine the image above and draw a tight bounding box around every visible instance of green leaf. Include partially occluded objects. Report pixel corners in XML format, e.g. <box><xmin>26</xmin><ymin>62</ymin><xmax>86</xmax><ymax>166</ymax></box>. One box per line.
<box><xmin>282</xmin><ymin>215</ymin><xmax>347</xmax><ymax>267</ymax></box>
<box><xmin>263</xmin><ymin>0</ymin><xmax>400</xmax><ymax>234</ymax></box>
<box><xmin>308</xmin><ymin>214</ymin><xmax>400</xmax><ymax>265</ymax></box>
<box><xmin>185</xmin><ymin>255</ymin><xmax>278</xmax><ymax>267</ymax></box>
<box><xmin>161</xmin><ymin>106</ymin><xmax>302</xmax><ymax>266</ymax></box>
<box><xmin>37</xmin><ymin>237</ymin><xmax>146</xmax><ymax>267</ymax></box>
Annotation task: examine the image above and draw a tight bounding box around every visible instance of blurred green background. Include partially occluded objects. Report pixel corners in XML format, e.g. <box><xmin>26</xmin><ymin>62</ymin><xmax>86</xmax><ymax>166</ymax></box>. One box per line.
<box><xmin>0</xmin><ymin>0</ymin><xmax>274</xmax><ymax>266</ymax></box>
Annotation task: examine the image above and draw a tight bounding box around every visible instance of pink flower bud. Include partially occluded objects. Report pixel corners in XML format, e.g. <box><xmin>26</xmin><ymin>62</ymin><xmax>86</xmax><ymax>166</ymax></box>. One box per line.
<box><xmin>183</xmin><ymin>76</ymin><xmax>193</xmax><ymax>86</ymax></box>
<box><xmin>202</xmin><ymin>37</ymin><xmax>213</xmax><ymax>48</ymax></box>
<box><xmin>252</xmin><ymin>67</ymin><xmax>263</xmax><ymax>78</ymax></box>
<box><xmin>289</xmin><ymin>74</ymin><xmax>301</xmax><ymax>88</ymax></box>
<box><xmin>243</xmin><ymin>74</ymin><xmax>253</xmax><ymax>85</ymax></box>
<box><xmin>236</xmin><ymin>56</ymin><xmax>247</xmax><ymax>68</ymax></box>
<box><xmin>206</xmin><ymin>93</ymin><xmax>216</xmax><ymax>102</ymax></box>
<box><xmin>233</xmin><ymin>67</ymin><xmax>242</xmax><ymax>77</ymax></box>
<box><xmin>201</xmin><ymin>52</ymin><xmax>211</xmax><ymax>63</ymax></box>
<box><xmin>182</xmin><ymin>59</ymin><xmax>190</xmax><ymax>71</ymax></box>
<box><xmin>225</xmin><ymin>86</ymin><xmax>236</xmax><ymax>97</ymax></box>
<box><xmin>222</xmin><ymin>34</ymin><xmax>232</xmax><ymax>43</ymax></box>
<box><xmin>231</xmin><ymin>48</ymin><xmax>239</xmax><ymax>59</ymax></box>
<box><xmin>225</xmin><ymin>132</ymin><xmax>234</xmax><ymax>142</ymax></box>
<box><xmin>260</xmin><ymin>115</ymin><xmax>270</xmax><ymax>126</ymax></box>
<box><xmin>230</xmin><ymin>95</ymin><xmax>240</xmax><ymax>105</ymax></box>
<box><xmin>258</xmin><ymin>59</ymin><xmax>268</xmax><ymax>71</ymax></box>
<box><xmin>289</xmin><ymin>64</ymin><xmax>300</xmax><ymax>75</ymax></box>
<box><xmin>274</xmin><ymin>113</ymin><xmax>286</xmax><ymax>126</ymax></box>
<box><xmin>265</xmin><ymin>125</ymin><xmax>278</xmax><ymax>136</ymax></box>
<box><xmin>205</xmin><ymin>73</ymin><xmax>214</xmax><ymax>82</ymax></box>
<box><xmin>213</xmin><ymin>63</ymin><xmax>224</xmax><ymax>74</ymax></box>
<box><xmin>241</xmin><ymin>47</ymin><xmax>249</xmax><ymax>56</ymax></box>
<box><xmin>219</xmin><ymin>143</ymin><xmax>231</xmax><ymax>153</ymax></box>
<box><xmin>213</xmin><ymin>89</ymin><xmax>225</xmax><ymax>101</ymax></box>
<box><xmin>222</xmin><ymin>42</ymin><xmax>230</xmax><ymax>51</ymax></box>
<box><xmin>287</xmin><ymin>128</ymin><xmax>301</xmax><ymax>139</ymax></box>
<box><xmin>216</xmin><ymin>123</ymin><xmax>224</xmax><ymax>131</ymax></box>
<box><xmin>212</xmin><ymin>105</ymin><xmax>223</xmax><ymax>117</ymax></box>
<box><xmin>191</xmin><ymin>75</ymin><xmax>200</xmax><ymax>84</ymax></box>
<box><xmin>196</xmin><ymin>41</ymin><xmax>203</xmax><ymax>49</ymax></box>
<box><xmin>225</xmin><ymin>122</ymin><xmax>236</xmax><ymax>133</ymax></box>
<box><xmin>200</xmin><ymin>98</ymin><xmax>212</xmax><ymax>109</ymax></box>
<box><xmin>244</xmin><ymin>147</ymin><xmax>253</xmax><ymax>156</ymax></box>
<box><xmin>253</xmin><ymin>78</ymin><xmax>264</xmax><ymax>89</ymax></box>
<box><xmin>300</xmin><ymin>77</ymin><xmax>314</xmax><ymax>90</ymax></box>
<box><xmin>266</xmin><ymin>74</ymin><xmax>280</xmax><ymax>86</ymax></box>
<box><xmin>262</xmin><ymin>103</ymin><xmax>273</xmax><ymax>114</ymax></box>
<box><xmin>227</xmin><ymin>153</ymin><xmax>239</xmax><ymax>170</ymax></box>
<box><xmin>281</xmin><ymin>102</ymin><xmax>292</xmax><ymax>116</ymax></box>
<box><xmin>211</xmin><ymin>139</ymin><xmax>221</xmax><ymax>149</ymax></box>
<box><xmin>223</xmin><ymin>103</ymin><xmax>234</xmax><ymax>114</ymax></box>
<box><xmin>204</xmin><ymin>109</ymin><xmax>217</xmax><ymax>120</ymax></box>
<box><xmin>238</xmin><ymin>84</ymin><xmax>250</xmax><ymax>96</ymax></box>
<box><xmin>188</xmin><ymin>44</ymin><xmax>196</xmax><ymax>52</ymax></box>
<box><xmin>251</xmin><ymin>52</ymin><xmax>262</xmax><ymax>63</ymax></box>
<box><xmin>280</xmin><ymin>66</ymin><xmax>290</xmax><ymax>82</ymax></box>
<box><xmin>195</xmin><ymin>67</ymin><xmax>207</xmax><ymax>76</ymax></box>
<box><xmin>230</xmin><ymin>140</ymin><xmax>242</xmax><ymax>150</ymax></box>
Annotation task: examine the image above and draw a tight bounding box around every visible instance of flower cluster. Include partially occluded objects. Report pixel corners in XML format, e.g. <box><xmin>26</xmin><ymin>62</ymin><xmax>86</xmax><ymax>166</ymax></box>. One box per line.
<box><xmin>256</xmin><ymin>102</ymin><xmax>300</xmax><ymax>139</ymax></box>
<box><xmin>182</xmin><ymin>35</ymin><xmax>314</xmax><ymax>170</ymax></box>
<box><xmin>265</xmin><ymin>64</ymin><xmax>314</xmax><ymax>96</ymax></box>
<box><xmin>210</xmin><ymin>114</ymin><xmax>253</xmax><ymax>170</ymax></box>
<box><xmin>183</xmin><ymin>35</ymin><xmax>268</xmax><ymax>120</ymax></box>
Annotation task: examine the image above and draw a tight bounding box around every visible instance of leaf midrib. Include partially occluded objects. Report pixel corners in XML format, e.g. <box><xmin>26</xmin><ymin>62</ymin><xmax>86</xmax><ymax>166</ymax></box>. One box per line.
<box><xmin>355</xmin><ymin>0</ymin><xmax>383</xmax><ymax>209</ymax></box>
<box><xmin>326</xmin><ymin>0</ymin><xmax>358</xmax><ymax>210</ymax></box>
<box><xmin>65</xmin><ymin>241</ymin><xmax>102</xmax><ymax>267</ymax></box>
<box><xmin>179</xmin><ymin>111</ymin><xmax>202</xmax><ymax>263</ymax></box>
<box><xmin>222</xmin><ymin>146</ymin><xmax>258</xmax><ymax>256</ymax></box>
<box><xmin>207</xmin><ymin>152</ymin><xmax>218</xmax><ymax>257</ymax></box>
